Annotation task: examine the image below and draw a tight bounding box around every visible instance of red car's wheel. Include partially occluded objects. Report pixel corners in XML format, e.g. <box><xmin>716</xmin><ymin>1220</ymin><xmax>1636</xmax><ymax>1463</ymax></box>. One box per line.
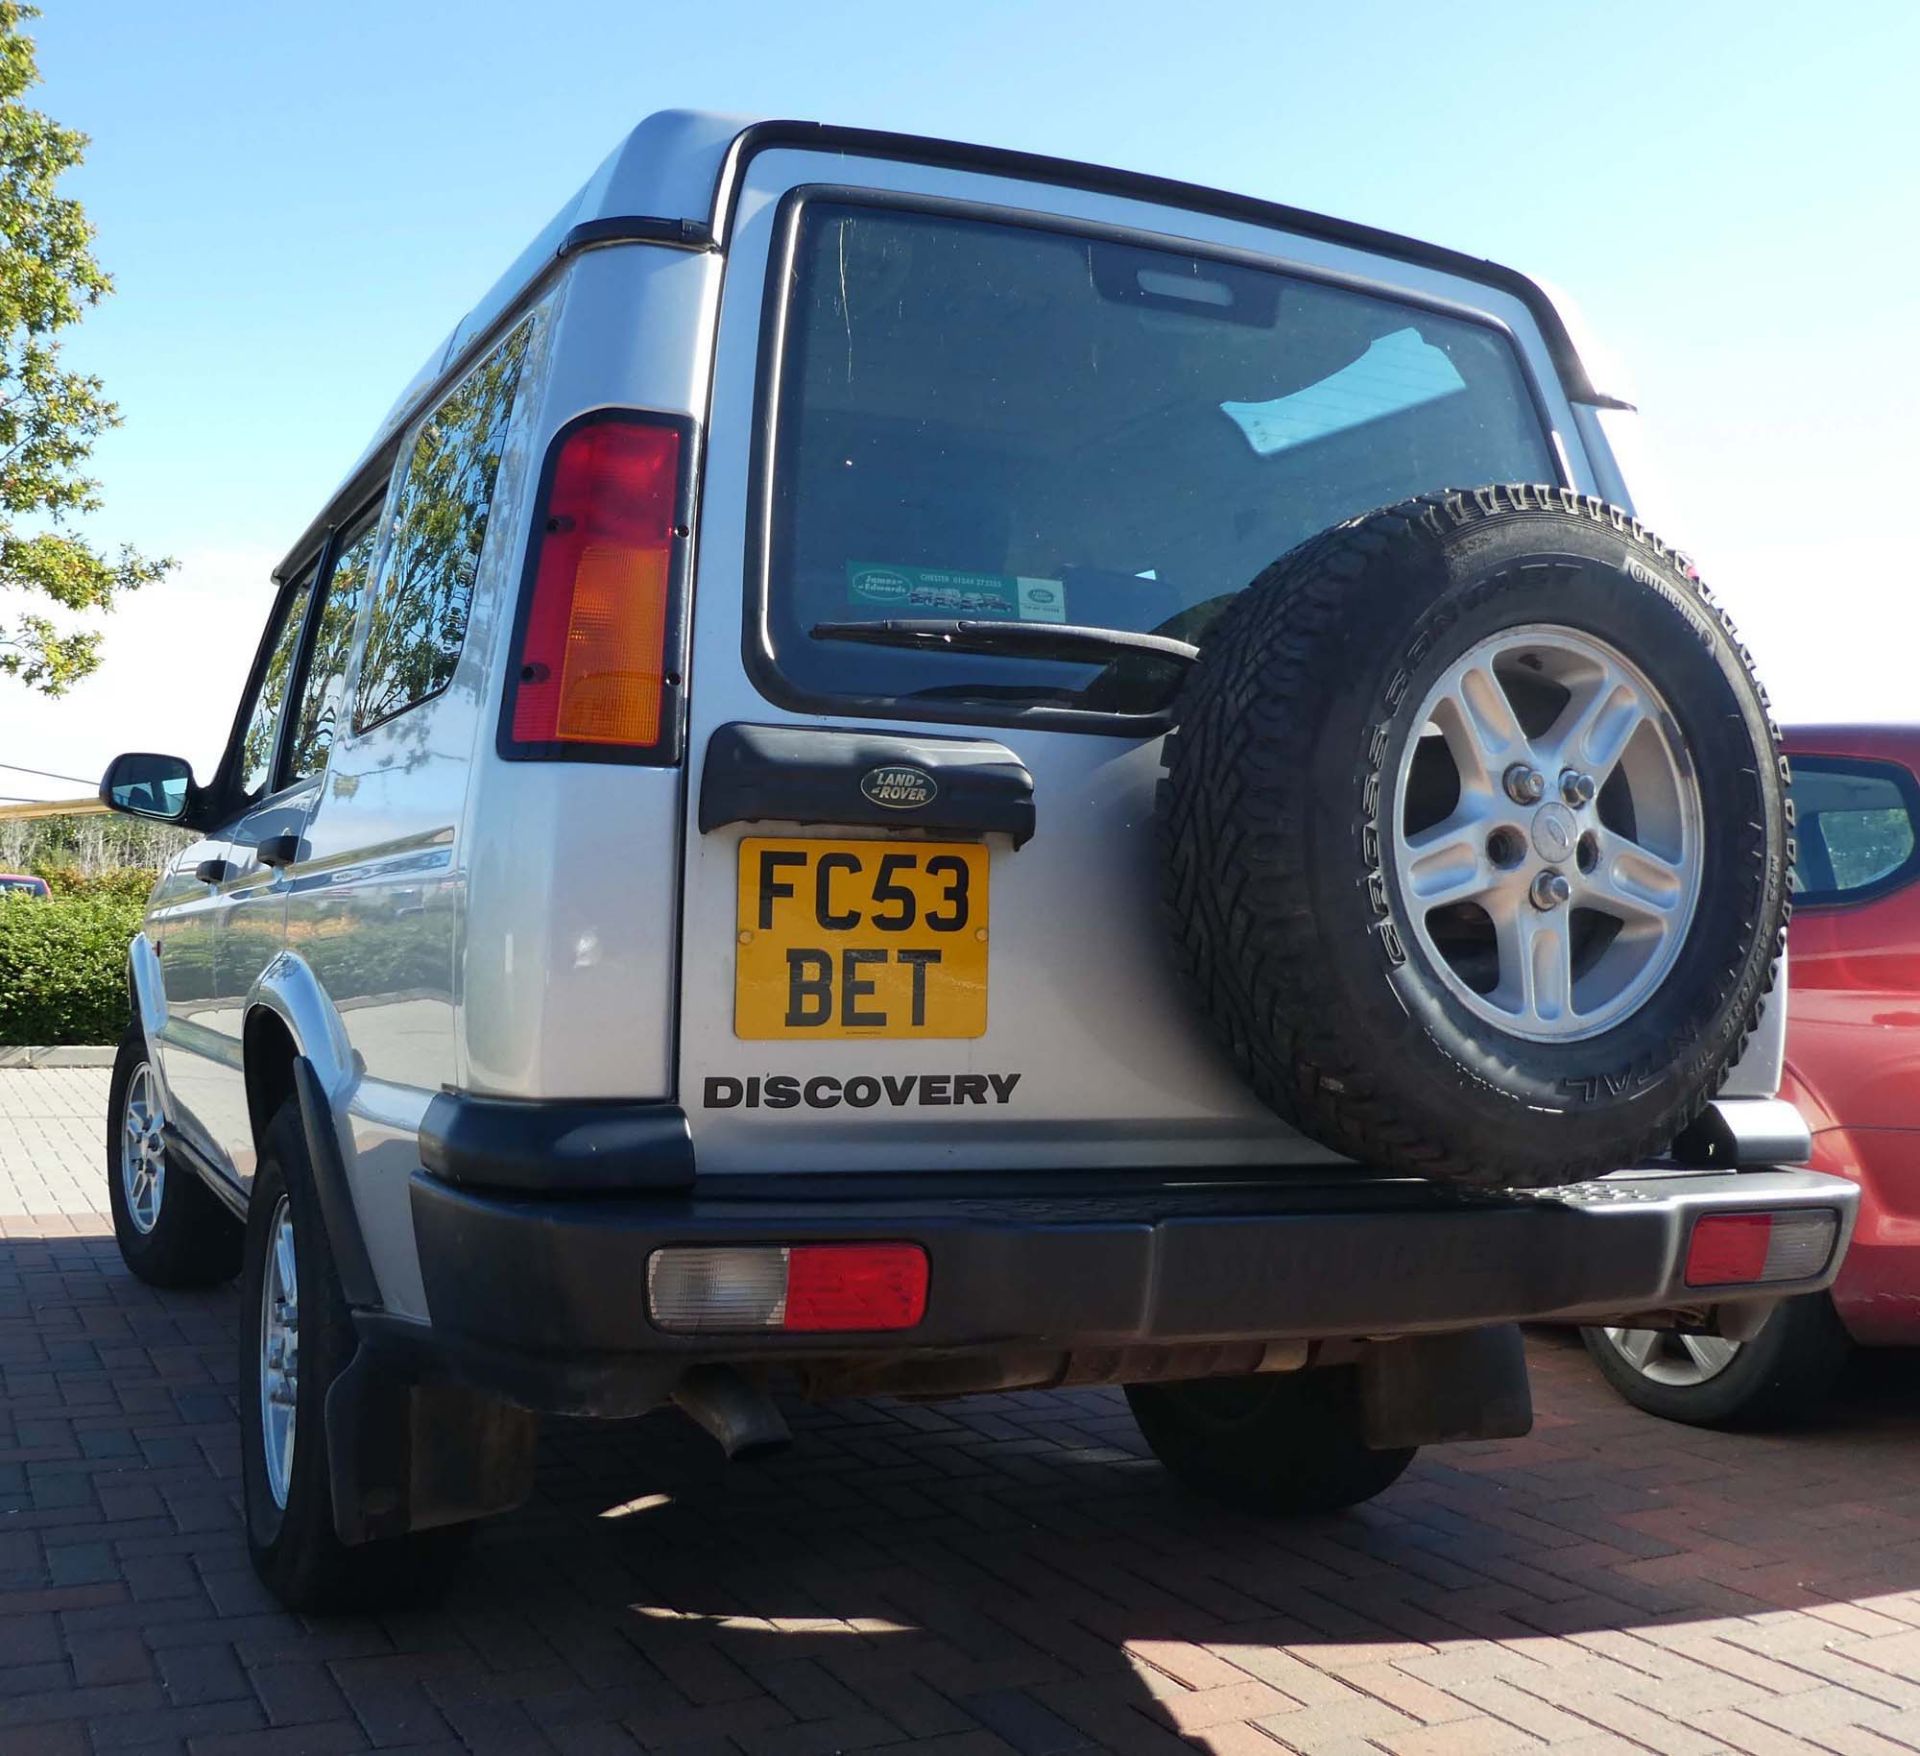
<box><xmin>1580</xmin><ymin>1295</ymin><xmax>1851</xmax><ymax>1428</ymax></box>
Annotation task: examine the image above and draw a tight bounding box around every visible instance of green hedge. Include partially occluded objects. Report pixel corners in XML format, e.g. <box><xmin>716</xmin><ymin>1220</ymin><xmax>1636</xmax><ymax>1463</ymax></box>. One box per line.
<box><xmin>0</xmin><ymin>894</ymin><xmax>142</xmax><ymax>1045</ymax></box>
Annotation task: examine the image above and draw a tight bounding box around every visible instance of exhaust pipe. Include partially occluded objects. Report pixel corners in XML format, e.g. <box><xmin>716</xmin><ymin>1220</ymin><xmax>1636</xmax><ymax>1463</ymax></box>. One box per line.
<box><xmin>670</xmin><ymin>1365</ymin><xmax>791</xmax><ymax>1460</ymax></box>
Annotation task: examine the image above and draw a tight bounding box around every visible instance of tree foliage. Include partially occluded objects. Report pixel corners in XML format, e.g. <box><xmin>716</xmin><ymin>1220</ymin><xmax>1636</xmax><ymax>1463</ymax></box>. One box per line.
<box><xmin>0</xmin><ymin>2</ymin><xmax>168</xmax><ymax>694</ymax></box>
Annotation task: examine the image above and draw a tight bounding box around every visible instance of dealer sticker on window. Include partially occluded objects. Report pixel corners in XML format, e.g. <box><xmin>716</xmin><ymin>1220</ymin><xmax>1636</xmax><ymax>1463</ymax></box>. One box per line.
<box><xmin>847</xmin><ymin>562</ymin><xmax>1067</xmax><ymax>623</ymax></box>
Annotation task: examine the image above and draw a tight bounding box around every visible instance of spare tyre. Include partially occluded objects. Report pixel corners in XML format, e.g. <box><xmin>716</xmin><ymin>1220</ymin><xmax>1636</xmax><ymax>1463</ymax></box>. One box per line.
<box><xmin>1159</xmin><ymin>484</ymin><xmax>1789</xmax><ymax>1190</ymax></box>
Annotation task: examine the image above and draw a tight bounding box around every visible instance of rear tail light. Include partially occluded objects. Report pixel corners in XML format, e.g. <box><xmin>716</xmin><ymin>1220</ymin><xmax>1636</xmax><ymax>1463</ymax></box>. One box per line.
<box><xmin>1684</xmin><ymin>1209</ymin><xmax>1838</xmax><ymax>1287</ymax></box>
<box><xmin>503</xmin><ymin>412</ymin><xmax>689</xmax><ymax>760</ymax></box>
<box><xmin>647</xmin><ymin>1243</ymin><xmax>929</xmax><ymax>1334</ymax></box>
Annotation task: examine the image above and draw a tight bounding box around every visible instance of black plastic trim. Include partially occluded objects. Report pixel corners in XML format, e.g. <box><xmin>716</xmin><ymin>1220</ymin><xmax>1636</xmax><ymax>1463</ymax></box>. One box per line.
<box><xmin>1671</xmin><ymin>1098</ymin><xmax>1813</xmax><ymax>1170</ymax></box>
<box><xmin>1786</xmin><ymin>753</ymin><xmax>1920</xmax><ymax>911</ymax></box>
<box><xmin>711</xmin><ymin>119</ymin><xmax>1628</xmax><ymax>411</ymax></box>
<box><xmin>418</xmin><ymin>1092</ymin><xmax>695</xmax><ymax>1196</ymax></box>
<box><xmin>294</xmin><ymin>1056</ymin><xmax>381</xmax><ymax>1309</ymax></box>
<box><xmin>558</xmin><ymin>215</ymin><xmax>715</xmax><ymax>256</ymax></box>
<box><xmin>403</xmin><ymin>1164</ymin><xmax>1857</xmax><ymax>1412</ymax></box>
<box><xmin>495</xmin><ymin>408</ymin><xmax>700</xmax><ymax>768</ymax></box>
<box><xmin>698</xmin><ymin>721</ymin><xmax>1035</xmax><ymax>846</ymax></box>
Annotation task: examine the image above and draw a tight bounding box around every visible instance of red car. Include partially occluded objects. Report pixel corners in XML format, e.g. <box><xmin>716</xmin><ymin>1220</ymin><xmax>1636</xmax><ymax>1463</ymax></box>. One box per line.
<box><xmin>0</xmin><ymin>873</ymin><xmax>50</xmax><ymax>899</ymax></box>
<box><xmin>1587</xmin><ymin>724</ymin><xmax>1920</xmax><ymax>1424</ymax></box>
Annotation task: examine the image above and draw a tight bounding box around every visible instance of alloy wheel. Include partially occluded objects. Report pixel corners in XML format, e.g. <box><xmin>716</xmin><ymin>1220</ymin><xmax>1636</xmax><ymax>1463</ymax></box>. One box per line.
<box><xmin>1392</xmin><ymin>623</ymin><xmax>1703</xmax><ymax>1041</ymax></box>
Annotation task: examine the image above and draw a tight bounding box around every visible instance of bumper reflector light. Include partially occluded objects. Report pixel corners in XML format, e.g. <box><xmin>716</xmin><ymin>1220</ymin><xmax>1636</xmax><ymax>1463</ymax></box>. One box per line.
<box><xmin>647</xmin><ymin>1243</ymin><xmax>928</xmax><ymax>1334</ymax></box>
<box><xmin>1684</xmin><ymin>1209</ymin><xmax>1838</xmax><ymax>1288</ymax></box>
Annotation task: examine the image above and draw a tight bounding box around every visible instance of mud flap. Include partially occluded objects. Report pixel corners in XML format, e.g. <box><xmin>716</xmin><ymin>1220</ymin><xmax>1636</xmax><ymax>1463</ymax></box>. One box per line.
<box><xmin>1359</xmin><ymin>1323</ymin><xmax>1533</xmax><ymax>1449</ymax></box>
<box><xmin>324</xmin><ymin>1347</ymin><xmax>538</xmax><ymax>1545</ymax></box>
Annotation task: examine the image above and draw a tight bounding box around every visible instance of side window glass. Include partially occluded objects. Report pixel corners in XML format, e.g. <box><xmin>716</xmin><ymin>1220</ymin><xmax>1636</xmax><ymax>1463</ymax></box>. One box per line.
<box><xmin>1791</xmin><ymin>759</ymin><xmax>1918</xmax><ymax>902</ymax></box>
<box><xmin>235</xmin><ymin>571</ymin><xmax>315</xmax><ymax>801</ymax></box>
<box><xmin>353</xmin><ymin>321</ymin><xmax>532</xmax><ymax>732</ymax></box>
<box><xmin>289</xmin><ymin>511</ymin><xmax>381</xmax><ymax>780</ymax></box>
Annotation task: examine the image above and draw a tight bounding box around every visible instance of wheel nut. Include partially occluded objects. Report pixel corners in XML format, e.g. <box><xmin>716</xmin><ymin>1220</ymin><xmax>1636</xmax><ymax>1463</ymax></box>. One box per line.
<box><xmin>1504</xmin><ymin>764</ymin><xmax>1547</xmax><ymax>805</ymax></box>
<box><xmin>1560</xmin><ymin>768</ymin><xmax>1597</xmax><ymax>806</ymax></box>
<box><xmin>1530</xmin><ymin>870</ymin><xmax>1572</xmax><ymax>910</ymax></box>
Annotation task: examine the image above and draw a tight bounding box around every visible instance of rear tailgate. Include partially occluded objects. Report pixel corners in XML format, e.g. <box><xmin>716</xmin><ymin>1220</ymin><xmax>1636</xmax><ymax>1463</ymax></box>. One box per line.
<box><xmin>678</xmin><ymin>143</ymin><xmax>1594</xmax><ymax>1177</ymax></box>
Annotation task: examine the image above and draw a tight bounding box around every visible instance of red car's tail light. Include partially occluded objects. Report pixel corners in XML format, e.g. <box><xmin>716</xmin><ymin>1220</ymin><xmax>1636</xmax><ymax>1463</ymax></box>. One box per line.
<box><xmin>504</xmin><ymin>413</ymin><xmax>686</xmax><ymax>758</ymax></box>
<box><xmin>647</xmin><ymin>1243</ymin><xmax>929</xmax><ymax>1334</ymax></box>
<box><xmin>1684</xmin><ymin>1209</ymin><xmax>1839</xmax><ymax>1287</ymax></box>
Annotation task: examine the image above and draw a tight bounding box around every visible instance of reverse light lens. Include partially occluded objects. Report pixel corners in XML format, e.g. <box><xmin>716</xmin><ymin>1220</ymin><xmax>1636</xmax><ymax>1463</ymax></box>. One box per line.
<box><xmin>508</xmin><ymin>416</ymin><xmax>683</xmax><ymax>751</ymax></box>
<box><xmin>647</xmin><ymin>1242</ymin><xmax>929</xmax><ymax>1334</ymax></box>
<box><xmin>1684</xmin><ymin>1209</ymin><xmax>1839</xmax><ymax>1288</ymax></box>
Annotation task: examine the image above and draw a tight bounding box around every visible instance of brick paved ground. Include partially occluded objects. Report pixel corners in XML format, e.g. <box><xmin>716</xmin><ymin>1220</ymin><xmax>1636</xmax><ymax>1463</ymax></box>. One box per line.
<box><xmin>4</xmin><ymin>1071</ymin><xmax>1920</xmax><ymax>1754</ymax></box>
<box><xmin>0</xmin><ymin>1068</ymin><xmax>112</xmax><ymax>1228</ymax></box>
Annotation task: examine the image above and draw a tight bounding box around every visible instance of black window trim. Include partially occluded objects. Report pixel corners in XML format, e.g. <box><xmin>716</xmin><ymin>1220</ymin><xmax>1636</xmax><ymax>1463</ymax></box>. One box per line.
<box><xmin>210</xmin><ymin>558</ymin><xmax>321</xmax><ymax>822</ymax></box>
<box><xmin>280</xmin><ymin>491</ymin><xmax>389</xmax><ymax>791</ymax></box>
<box><xmin>1789</xmin><ymin>752</ymin><xmax>1920</xmax><ymax>910</ymax></box>
<box><xmin>743</xmin><ymin>182</ymin><xmax>1570</xmax><ymax>739</ymax></box>
<box><xmin>350</xmin><ymin>318</ymin><xmax>538</xmax><ymax>742</ymax></box>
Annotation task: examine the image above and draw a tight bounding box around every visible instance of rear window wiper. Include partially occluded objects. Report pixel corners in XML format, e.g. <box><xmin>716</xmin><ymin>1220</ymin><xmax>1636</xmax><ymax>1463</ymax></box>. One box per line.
<box><xmin>809</xmin><ymin>618</ymin><xmax>1200</xmax><ymax>667</ymax></box>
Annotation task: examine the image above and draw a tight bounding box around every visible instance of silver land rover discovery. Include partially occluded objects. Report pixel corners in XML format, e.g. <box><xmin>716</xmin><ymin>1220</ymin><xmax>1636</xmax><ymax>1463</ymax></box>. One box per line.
<box><xmin>99</xmin><ymin>112</ymin><xmax>1853</xmax><ymax>1611</ymax></box>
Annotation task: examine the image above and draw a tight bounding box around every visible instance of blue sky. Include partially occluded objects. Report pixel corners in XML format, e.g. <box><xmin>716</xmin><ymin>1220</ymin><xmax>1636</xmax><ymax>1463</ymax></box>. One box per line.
<box><xmin>3</xmin><ymin>0</ymin><xmax>1916</xmax><ymax>796</ymax></box>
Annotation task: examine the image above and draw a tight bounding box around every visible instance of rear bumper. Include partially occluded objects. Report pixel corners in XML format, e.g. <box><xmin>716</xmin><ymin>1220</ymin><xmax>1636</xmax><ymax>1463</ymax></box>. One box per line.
<box><xmin>377</xmin><ymin>1163</ymin><xmax>1859</xmax><ymax>1416</ymax></box>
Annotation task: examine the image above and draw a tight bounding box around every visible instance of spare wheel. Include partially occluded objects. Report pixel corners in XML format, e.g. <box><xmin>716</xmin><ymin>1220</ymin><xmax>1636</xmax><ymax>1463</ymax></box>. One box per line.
<box><xmin>1158</xmin><ymin>484</ymin><xmax>1790</xmax><ymax>1190</ymax></box>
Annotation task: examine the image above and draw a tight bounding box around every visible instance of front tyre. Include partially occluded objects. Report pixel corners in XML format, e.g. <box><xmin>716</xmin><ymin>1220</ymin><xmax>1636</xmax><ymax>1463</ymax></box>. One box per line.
<box><xmin>1580</xmin><ymin>1294</ymin><xmax>1851</xmax><ymax>1428</ymax></box>
<box><xmin>1126</xmin><ymin>1369</ymin><xmax>1415</xmax><ymax>1515</ymax></box>
<box><xmin>105</xmin><ymin>1023</ymin><xmax>241</xmax><ymax>1287</ymax></box>
<box><xmin>241</xmin><ymin>1098</ymin><xmax>472</xmax><ymax>1613</ymax></box>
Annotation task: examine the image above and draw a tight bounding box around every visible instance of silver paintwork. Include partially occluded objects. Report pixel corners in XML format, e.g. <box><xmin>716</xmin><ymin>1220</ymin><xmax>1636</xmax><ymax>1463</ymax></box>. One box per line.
<box><xmin>1391</xmin><ymin>624</ymin><xmax>1703</xmax><ymax>1043</ymax></box>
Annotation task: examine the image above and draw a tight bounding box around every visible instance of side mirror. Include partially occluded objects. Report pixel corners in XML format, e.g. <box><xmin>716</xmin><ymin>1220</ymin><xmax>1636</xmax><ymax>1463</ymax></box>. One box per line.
<box><xmin>100</xmin><ymin>752</ymin><xmax>196</xmax><ymax>823</ymax></box>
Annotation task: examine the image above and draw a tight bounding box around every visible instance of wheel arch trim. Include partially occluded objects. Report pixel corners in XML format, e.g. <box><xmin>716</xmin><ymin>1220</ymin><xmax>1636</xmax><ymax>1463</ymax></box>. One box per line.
<box><xmin>241</xmin><ymin>954</ymin><xmax>382</xmax><ymax>1311</ymax></box>
<box><xmin>127</xmin><ymin>930</ymin><xmax>167</xmax><ymax>1051</ymax></box>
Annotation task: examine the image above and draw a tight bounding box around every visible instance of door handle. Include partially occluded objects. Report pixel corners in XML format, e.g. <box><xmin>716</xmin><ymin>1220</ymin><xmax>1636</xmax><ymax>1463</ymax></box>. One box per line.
<box><xmin>194</xmin><ymin>858</ymin><xmax>231</xmax><ymax>885</ymax></box>
<box><xmin>256</xmin><ymin>833</ymin><xmax>304</xmax><ymax>870</ymax></box>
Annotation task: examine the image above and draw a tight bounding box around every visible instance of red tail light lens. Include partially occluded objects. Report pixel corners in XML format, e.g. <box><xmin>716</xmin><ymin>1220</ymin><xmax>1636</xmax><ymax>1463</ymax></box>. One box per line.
<box><xmin>785</xmin><ymin>1244</ymin><xmax>929</xmax><ymax>1332</ymax></box>
<box><xmin>505</xmin><ymin>414</ymin><xmax>686</xmax><ymax>756</ymax></box>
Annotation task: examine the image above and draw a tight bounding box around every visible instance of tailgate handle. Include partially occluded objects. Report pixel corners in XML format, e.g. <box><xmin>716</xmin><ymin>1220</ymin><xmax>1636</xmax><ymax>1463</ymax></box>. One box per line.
<box><xmin>698</xmin><ymin>722</ymin><xmax>1036</xmax><ymax>847</ymax></box>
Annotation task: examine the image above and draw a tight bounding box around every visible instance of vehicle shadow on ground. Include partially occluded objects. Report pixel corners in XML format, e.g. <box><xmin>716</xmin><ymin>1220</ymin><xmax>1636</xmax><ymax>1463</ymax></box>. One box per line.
<box><xmin>11</xmin><ymin>1232</ymin><xmax>1920</xmax><ymax>1752</ymax></box>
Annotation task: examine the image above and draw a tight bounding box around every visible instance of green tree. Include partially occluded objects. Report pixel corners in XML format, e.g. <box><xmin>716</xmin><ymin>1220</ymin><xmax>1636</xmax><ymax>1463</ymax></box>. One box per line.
<box><xmin>0</xmin><ymin>2</ymin><xmax>167</xmax><ymax>694</ymax></box>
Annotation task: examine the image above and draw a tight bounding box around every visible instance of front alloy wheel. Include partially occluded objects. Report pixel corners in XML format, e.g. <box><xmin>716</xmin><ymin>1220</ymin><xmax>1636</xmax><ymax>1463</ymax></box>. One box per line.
<box><xmin>105</xmin><ymin>1022</ymin><xmax>242</xmax><ymax>1286</ymax></box>
<box><xmin>118</xmin><ymin>1058</ymin><xmax>168</xmax><ymax>1233</ymax></box>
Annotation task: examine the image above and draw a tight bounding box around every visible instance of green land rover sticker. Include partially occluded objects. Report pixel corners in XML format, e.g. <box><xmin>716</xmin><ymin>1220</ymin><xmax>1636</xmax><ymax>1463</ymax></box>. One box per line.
<box><xmin>848</xmin><ymin>563</ymin><xmax>1067</xmax><ymax>624</ymax></box>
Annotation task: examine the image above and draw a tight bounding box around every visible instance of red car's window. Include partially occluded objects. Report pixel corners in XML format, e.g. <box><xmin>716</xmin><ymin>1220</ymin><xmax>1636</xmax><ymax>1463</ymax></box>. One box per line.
<box><xmin>1791</xmin><ymin>756</ymin><xmax>1920</xmax><ymax>905</ymax></box>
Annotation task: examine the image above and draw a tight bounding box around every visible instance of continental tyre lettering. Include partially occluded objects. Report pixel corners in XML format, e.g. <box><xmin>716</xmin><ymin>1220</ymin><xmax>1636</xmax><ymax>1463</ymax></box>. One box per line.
<box><xmin>702</xmin><ymin>1072</ymin><xmax>1022</xmax><ymax>1108</ymax></box>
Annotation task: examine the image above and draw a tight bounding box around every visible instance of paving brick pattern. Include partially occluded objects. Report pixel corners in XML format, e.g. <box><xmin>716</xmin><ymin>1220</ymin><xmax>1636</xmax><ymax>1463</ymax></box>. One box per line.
<box><xmin>4</xmin><ymin>1071</ymin><xmax>1920</xmax><ymax>1753</ymax></box>
<box><xmin>0</xmin><ymin>1068</ymin><xmax>112</xmax><ymax>1227</ymax></box>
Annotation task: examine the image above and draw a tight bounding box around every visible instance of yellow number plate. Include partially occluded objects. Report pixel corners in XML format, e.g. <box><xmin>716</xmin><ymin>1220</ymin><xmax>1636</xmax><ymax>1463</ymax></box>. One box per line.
<box><xmin>735</xmin><ymin>838</ymin><xmax>988</xmax><ymax>1039</ymax></box>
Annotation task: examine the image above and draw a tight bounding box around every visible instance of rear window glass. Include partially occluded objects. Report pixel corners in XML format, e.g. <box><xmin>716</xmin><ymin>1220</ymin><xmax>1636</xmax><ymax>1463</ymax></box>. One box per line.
<box><xmin>764</xmin><ymin>201</ymin><xmax>1558</xmax><ymax>722</ymax></box>
<box><xmin>1791</xmin><ymin>757</ymin><xmax>1919</xmax><ymax>903</ymax></box>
